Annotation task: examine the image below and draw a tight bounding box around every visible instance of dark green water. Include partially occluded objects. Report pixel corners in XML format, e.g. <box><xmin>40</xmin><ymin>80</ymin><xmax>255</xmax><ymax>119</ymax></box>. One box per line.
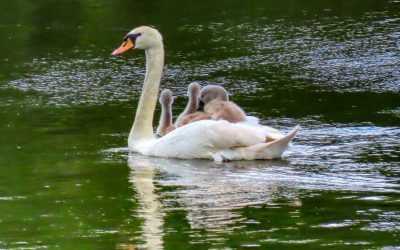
<box><xmin>1</xmin><ymin>0</ymin><xmax>400</xmax><ymax>249</ymax></box>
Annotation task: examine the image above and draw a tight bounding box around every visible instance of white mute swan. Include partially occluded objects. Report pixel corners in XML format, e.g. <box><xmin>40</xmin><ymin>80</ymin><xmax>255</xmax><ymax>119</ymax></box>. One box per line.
<box><xmin>175</xmin><ymin>82</ymin><xmax>210</xmax><ymax>127</ymax></box>
<box><xmin>199</xmin><ymin>85</ymin><xmax>247</xmax><ymax>123</ymax></box>
<box><xmin>112</xmin><ymin>26</ymin><xmax>300</xmax><ymax>161</ymax></box>
<box><xmin>156</xmin><ymin>89</ymin><xmax>176</xmax><ymax>137</ymax></box>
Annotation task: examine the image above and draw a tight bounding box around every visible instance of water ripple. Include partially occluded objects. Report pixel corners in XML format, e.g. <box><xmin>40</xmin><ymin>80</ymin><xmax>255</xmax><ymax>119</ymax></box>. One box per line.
<box><xmin>5</xmin><ymin>11</ymin><xmax>400</xmax><ymax>106</ymax></box>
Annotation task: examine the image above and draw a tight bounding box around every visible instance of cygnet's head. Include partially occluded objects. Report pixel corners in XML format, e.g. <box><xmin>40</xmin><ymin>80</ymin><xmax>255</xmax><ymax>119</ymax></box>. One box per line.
<box><xmin>112</xmin><ymin>26</ymin><xmax>163</xmax><ymax>56</ymax></box>
<box><xmin>159</xmin><ymin>89</ymin><xmax>173</xmax><ymax>106</ymax></box>
<box><xmin>188</xmin><ymin>82</ymin><xmax>201</xmax><ymax>98</ymax></box>
<box><xmin>199</xmin><ymin>85</ymin><xmax>229</xmax><ymax>104</ymax></box>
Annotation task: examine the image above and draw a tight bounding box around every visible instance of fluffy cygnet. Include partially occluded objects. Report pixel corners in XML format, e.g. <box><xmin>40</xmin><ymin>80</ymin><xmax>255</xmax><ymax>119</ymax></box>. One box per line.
<box><xmin>199</xmin><ymin>85</ymin><xmax>246</xmax><ymax>123</ymax></box>
<box><xmin>156</xmin><ymin>89</ymin><xmax>176</xmax><ymax>137</ymax></box>
<box><xmin>175</xmin><ymin>82</ymin><xmax>210</xmax><ymax>127</ymax></box>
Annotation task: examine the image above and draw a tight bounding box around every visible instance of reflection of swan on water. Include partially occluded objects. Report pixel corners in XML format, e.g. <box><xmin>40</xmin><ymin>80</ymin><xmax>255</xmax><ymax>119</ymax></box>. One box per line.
<box><xmin>128</xmin><ymin>155</ymin><xmax>165</xmax><ymax>250</ymax></box>
<box><xmin>125</xmin><ymin>151</ymin><xmax>399</xmax><ymax>238</ymax></box>
<box><xmin>123</xmin><ymin>148</ymin><xmax>399</xmax><ymax>246</ymax></box>
<box><xmin>127</xmin><ymin>153</ymin><xmax>300</xmax><ymax>237</ymax></box>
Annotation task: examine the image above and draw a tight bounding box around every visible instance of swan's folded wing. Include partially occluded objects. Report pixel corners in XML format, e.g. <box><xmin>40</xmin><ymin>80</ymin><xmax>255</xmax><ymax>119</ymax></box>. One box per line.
<box><xmin>242</xmin><ymin>115</ymin><xmax>260</xmax><ymax>125</ymax></box>
<box><xmin>147</xmin><ymin>120</ymin><xmax>271</xmax><ymax>159</ymax></box>
<box><xmin>206</xmin><ymin>121</ymin><xmax>266</xmax><ymax>149</ymax></box>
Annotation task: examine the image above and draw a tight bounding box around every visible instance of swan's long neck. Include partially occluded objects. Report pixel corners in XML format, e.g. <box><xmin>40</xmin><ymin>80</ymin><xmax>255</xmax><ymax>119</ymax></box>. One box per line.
<box><xmin>129</xmin><ymin>46</ymin><xmax>164</xmax><ymax>144</ymax></box>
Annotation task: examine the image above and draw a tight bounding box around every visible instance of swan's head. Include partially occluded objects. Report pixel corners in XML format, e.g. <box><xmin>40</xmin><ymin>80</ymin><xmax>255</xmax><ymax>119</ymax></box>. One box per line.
<box><xmin>112</xmin><ymin>26</ymin><xmax>163</xmax><ymax>56</ymax></box>
<box><xmin>159</xmin><ymin>89</ymin><xmax>173</xmax><ymax>106</ymax></box>
<box><xmin>188</xmin><ymin>82</ymin><xmax>201</xmax><ymax>98</ymax></box>
<box><xmin>199</xmin><ymin>85</ymin><xmax>229</xmax><ymax>104</ymax></box>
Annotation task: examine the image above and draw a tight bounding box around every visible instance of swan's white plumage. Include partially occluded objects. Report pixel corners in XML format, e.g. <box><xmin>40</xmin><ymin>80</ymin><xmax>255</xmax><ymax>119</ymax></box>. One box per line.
<box><xmin>113</xmin><ymin>26</ymin><xmax>299</xmax><ymax>161</ymax></box>
<box><xmin>131</xmin><ymin>119</ymin><xmax>300</xmax><ymax>160</ymax></box>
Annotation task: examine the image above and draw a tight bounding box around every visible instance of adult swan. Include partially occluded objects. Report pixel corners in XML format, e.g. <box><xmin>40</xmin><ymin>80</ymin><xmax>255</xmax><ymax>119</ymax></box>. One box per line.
<box><xmin>112</xmin><ymin>26</ymin><xmax>300</xmax><ymax>161</ymax></box>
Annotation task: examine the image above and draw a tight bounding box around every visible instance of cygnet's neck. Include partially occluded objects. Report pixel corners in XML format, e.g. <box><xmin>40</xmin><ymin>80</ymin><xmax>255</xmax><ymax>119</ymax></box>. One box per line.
<box><xmin>159</xmin><ymin>100</ymin><xmax>173</xmax><ymax>128</ymax></box>
<box><xmin>185</xmin><ymin>90</ymin><xmax>199</xmax><ymax>114</ymax></box>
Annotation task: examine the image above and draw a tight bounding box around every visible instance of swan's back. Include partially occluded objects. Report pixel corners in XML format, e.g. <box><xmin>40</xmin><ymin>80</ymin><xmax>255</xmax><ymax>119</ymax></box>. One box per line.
<box><xmin>146</xmin><ymin>120</ymin><xmax>270</xmax><ymax>159</ymax></box>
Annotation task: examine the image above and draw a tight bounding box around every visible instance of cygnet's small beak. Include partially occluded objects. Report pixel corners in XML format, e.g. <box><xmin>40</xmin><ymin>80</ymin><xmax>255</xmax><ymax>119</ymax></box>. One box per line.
<box><xmin>111</xmin><ymin>38</ymin><xmax>134</xmax><ymax>56</ymax></box>
<box><xmin>197</xmin><ymin>100</ymin><xmax>205</xmax><ymax>111</ymax></box>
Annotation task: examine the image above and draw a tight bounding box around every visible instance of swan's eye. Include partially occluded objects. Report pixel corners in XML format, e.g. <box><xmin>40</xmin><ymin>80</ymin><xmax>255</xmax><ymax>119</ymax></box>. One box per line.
<box><xmin>131</xmin><ymin>33</ymin><xmax>143</xmax><ymax>39</ymax></box>
<box><xmin>125</xmin><ymin>33</ymin><xmax>143</xmax><ymax>43</ymax></box>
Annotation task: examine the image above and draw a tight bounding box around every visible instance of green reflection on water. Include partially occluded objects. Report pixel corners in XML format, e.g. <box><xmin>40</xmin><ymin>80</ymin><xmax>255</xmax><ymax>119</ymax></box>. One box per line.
<box><xmin>0</xmin><ymin>0</ymin><xmax>399</xmax><ymax>249</ymax></box>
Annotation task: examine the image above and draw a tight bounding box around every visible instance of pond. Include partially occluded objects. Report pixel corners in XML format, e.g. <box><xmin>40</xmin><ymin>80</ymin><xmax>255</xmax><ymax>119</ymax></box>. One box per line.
<box><xmin>0</xmin><ymin>0</ymin><xmax>399</xmax><ymax>249</ymax></box>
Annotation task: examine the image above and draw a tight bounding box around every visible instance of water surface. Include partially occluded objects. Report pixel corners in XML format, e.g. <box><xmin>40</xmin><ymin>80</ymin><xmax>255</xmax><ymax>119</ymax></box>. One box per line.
<box><xmin>0</xmin><ymin>0</ymin><xmax>399</xmax><ymax>249</ymax></box>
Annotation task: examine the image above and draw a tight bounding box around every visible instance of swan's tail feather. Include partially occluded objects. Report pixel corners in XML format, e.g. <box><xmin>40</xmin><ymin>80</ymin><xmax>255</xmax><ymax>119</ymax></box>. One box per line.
<box><xmin>226</xmin><ymin>125</ymin><xmax>300</xmax><ymax>161</ymax></box>
<box><xmin>261</xmin><ymin>125</ymin><xmax>300</xmax><ymax>158</ymax></box>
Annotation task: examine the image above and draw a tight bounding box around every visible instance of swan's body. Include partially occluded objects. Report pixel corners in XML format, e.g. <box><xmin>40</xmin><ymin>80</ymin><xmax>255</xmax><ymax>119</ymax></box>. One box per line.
<box><xmin>112</xmin><ymin>26</ymin><xmax>300</xmax><ymax>161</ymax></box>
<box><xmin>133</xmin><ymin>119</ymin><xmax>299</xmax><ymax>161</ymax></box>
<box><xmin>156</xmin><ymin>89</ymin><xmax>175</xmax><ymax>137</ymax></box>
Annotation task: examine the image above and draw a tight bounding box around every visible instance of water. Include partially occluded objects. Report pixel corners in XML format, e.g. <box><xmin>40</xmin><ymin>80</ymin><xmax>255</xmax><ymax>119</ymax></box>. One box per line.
<box><xmin>0</xmin><ymin>0</ymin><xmax>399</xmax><ymax>249</ymax></box>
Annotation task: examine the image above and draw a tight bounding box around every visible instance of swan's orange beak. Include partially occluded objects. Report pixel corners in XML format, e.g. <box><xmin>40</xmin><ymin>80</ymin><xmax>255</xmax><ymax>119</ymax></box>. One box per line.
<box><xmin>111</xmin><ymin>38</ymin><xmax>134</xmax><ymax>56</ymax></box>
